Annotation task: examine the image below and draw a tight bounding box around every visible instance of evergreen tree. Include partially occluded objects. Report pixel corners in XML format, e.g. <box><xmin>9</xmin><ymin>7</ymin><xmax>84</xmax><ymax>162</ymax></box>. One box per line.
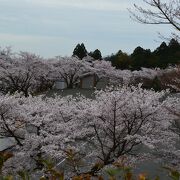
<box><xmin>154</xmin><ymin>42</ymin><xmax>168</xmax><ymax>55</ymax></box>
<box><xmin>111</xmin><ymin>50</ymin><xmax>131</xmax><ymax>69</ymax></box>
<box><xmin>153</xmin><ymin>42</ymin><xmax>169</xmax><ymax>68</ymax></box>
<box><xmin>153</xmin><ymin>39</ymin><xmax>180</xmax><ymax>68</ymax></box>
<box><xmin>73</xmin><ymin>43</ymin><xmax>87</xmax><ymax>60</ymax></box>
<box><xmin>168</xmin><ymin>39</ymin><xmax>180</xmax><ymax>65</ymax></box>
<box><xmin>131</xmin><ymin>47</ymin><xmax>152</xmax><ymax>70</ymax></box>
<box><xmin>89</xmin><ymin>49</ymin><xmax>102</xmax><ymax>60</ymax></box>
<box><xmin>168</xmin><ymin>38</ymin><xmax>180</xmax><ymax>52</ymax></box>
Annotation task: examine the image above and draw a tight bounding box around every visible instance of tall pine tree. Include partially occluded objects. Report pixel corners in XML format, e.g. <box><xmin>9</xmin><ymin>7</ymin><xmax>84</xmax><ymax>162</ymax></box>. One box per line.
<box><xmin>73</xmin><ymin>43</ymin><xmax>87</xmax><ymax>60</ymax></box>
<box><xmin>89</xmin><ymin>49</ymin><xmax>102</xmax><ymax>60</ymax></box>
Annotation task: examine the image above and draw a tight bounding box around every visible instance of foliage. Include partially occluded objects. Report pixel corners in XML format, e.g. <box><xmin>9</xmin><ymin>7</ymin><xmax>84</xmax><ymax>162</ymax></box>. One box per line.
<box><xmin>50</xmin><ymin>56</ymin><xmax>92</xmax><ymax>88</ymax></box>
<box><xmin>0</xmin><ymin>86</ymin><xmax>179</xmax><ymax>176</ymax></box>
<box><xmin>0</xmin><ymin>153</ymin><xmax>180</xmax><ymax>180</ymax></box>
<box><xmin>89</xmin><ymin>49</ymin><xmax>102</xmax><ymax>60</ymax></box>
<box><xmin>0</xmin><ymin>51</ymin><xmax>54</xmax><ymax>96</ymax></box>
<box><xmin>0</xmin><ymin>47</ymin><xmax>179</xmax><ymax>178</ymax></box>
<box><xmin>73</xmin><ymin>43</ymin><xmax>88</xmax><ymax>60</ymax></box>
<box><xmin>0</xmin><ymin>152</ymin><xmax>13</xmax><ymax>173</ymax></box>
<box><xmin>105</xmin><ymin>39</ymin><xmax>180</xmax><ymax>70</ymax></box>
<box><xmin>163</xmin><ymin>167</ymin><xmax>180</xmax><ymax>180</ymax></box>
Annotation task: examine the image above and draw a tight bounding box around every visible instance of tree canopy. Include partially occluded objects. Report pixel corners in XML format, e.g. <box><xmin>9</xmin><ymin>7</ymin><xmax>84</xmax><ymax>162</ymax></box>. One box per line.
<box><xmin>89</xmin><ymin>49</ymin><xmax>102</xmax><ymax>60</ymax></box>
<box><xmin>73</xmin><ymin>43</ymin><xmax>88</xmax><ymax>60</ymax></box>
<box><xmin>105</xmin><ymin>38</ymin><xmax>180</xmax><ymax>70</ymax></box>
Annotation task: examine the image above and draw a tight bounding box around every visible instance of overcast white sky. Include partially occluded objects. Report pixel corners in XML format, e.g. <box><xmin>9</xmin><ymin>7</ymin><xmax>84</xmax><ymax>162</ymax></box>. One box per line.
<box><xmin>0</xmin><ymin>0</ymin><xmax>172</xmax><ymax>57</ymax></box>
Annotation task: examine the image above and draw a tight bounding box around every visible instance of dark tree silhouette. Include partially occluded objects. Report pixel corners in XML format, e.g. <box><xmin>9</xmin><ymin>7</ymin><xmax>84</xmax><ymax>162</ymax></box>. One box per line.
<box><xmin>89</xmin><ymin>49</ymin><xmax>102</xmax><ymax>60</ymax></box>
<box><xmin>73</xmin><ymin>43</ymin><xmax>87</xmax><ymax>60</ymax></box>
<box><xmin>109</xmin><ymin>50</ymin><xmax>131</xmax><ymax>70</ymax></box>
<box><xmin>131</xmin><ymin>47</ymin><xmax>152</xmax><ymax>70</ymax></box>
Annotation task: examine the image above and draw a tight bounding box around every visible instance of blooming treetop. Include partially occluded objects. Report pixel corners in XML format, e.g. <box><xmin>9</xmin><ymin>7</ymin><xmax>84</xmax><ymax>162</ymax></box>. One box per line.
<box><xmin>50</xmin><ymin>56</ymin><xmax>93</xmax><ymax>88</ymax></box>
<box><xmin>0</xmin><ymin>51</ymin><xmax>53</xmax><ymax>96</ymax></box>
<box><xmin>0</xmin><ymin>86</ymin><xmax>179</xmax><ymax>175</ymax></box>
<box><xmin>0</xmin><ymin>47</ymin><xmax>178</xmax><ymax>94</ymax></box>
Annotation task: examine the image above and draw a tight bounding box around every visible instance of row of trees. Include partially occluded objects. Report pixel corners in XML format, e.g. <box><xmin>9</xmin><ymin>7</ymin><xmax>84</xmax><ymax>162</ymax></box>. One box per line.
<box><xmin>0</xmin><ymin>86</ymin><xmax>179</xmax><ymax>177</ymax></box>
<box><xmin>72</xmin><ymin>39</ymin><xmax>180</xmax><ymax>70</ymax></box>
<box><xmin>0</xmin><ymin>47</ymin><xmax>180</xmax><ymax>97</ymax></box>
<box><xmin>0</xmin><ymin>48</ymin><xmax>116</xmax><ymax>96</ymax></box>
<box><xmin>0</xmin><ymin>1</ymin><xmax>179</xmax><ymax>178</ymax></box>
<box><xmin>0</xmin><ymin>51</ymin><xmax>54</xmax><ymax>97</ymax></box>
<box><xmin>73</xmin><ymin>43</ymin><xmax>102</xmax><ymax>60</ymax></box>
<box><xmin>69</xmin><ymin>0</ymin><xmax>180</xmax><ymax>71</ymax></box>
<box><xmin>106</xmin><ymin>38</ymin><xmax>180</xmax><ymax>70</ymax></box>
<box><xmin>0</xmin><ymin>50</ymin><xmax>179</xmax><ymax>177</ymax></box>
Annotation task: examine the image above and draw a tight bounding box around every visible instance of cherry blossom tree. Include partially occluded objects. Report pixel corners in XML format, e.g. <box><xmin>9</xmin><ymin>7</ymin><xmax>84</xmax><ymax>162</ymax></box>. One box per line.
<box><xmin>92</xmin><ymin>60</ymin><xmax>117</xmax><ymax>86</ymax></box>
<box><xmin>130</xmin><ymin>0</ymin><xmax>180</xmax><ymax>30</ymax></box>
<box><xmin>109</xmin><ymin>68</ymin><xmax>162</xmax><ymax>87</ymax></box>
<box><xmin>50</xmin><ymin>56</ymin><xmax>93</xmax><ymax>89</ymax></box>
<box><xmin>0</xmin><ymin>52</ymin><xmax>53</xmax><ymax>96</ymax></box>
<box><xmin>159</xmin><ymin>65</ymin><xmax>180</xmax><ymax>92</ymax></box>
<box><xmin>0</xmin><ymin>80</ymin><xmax>179</xmax><ymax>176</ymax></box>
<box><xmin>0</xmin><ymin>94</ymin><xmax>25</xmax><ymax>147</ymax></box>
<box><xmin>0</xmin><ymin>48</ymin><xmax>169</xmax><ymax>94</ymax></box>
<box><xmin>78</xmin><ymin>86</ymin><xmax>179</xmax><ymax>167</ymax></box>
<box><xmin>0</xmin><ymin>94</ymin><xmax>77</xmax><ymax>174</ymax></box>
<box><xmin>0</xmin><ymin>47</ymin><xmax>14</xmax><ymax>62</ymax></box>
<box><xmin>0</xmin><ymin>47</ymin><xmax>179</xmax><ymax>177</ymax></box>
<box><xmin>129</xmin><ymin>0</ymin><xmax>180</xmax><ymax>39</ymax></box>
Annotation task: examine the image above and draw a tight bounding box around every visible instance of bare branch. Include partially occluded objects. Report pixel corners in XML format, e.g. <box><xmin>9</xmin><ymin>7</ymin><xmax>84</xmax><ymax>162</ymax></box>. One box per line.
<box><xmin>129</xmin><ymin>0</ymin><xmax>180</xmax><ymax>37</ymax></box>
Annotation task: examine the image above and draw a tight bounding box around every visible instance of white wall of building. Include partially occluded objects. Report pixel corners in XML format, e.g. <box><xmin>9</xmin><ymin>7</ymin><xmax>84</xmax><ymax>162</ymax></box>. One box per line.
<box><xmin>54</xmin><ymin>80</ymin><xmax>67</xmax><ymax>90</ymax></box>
